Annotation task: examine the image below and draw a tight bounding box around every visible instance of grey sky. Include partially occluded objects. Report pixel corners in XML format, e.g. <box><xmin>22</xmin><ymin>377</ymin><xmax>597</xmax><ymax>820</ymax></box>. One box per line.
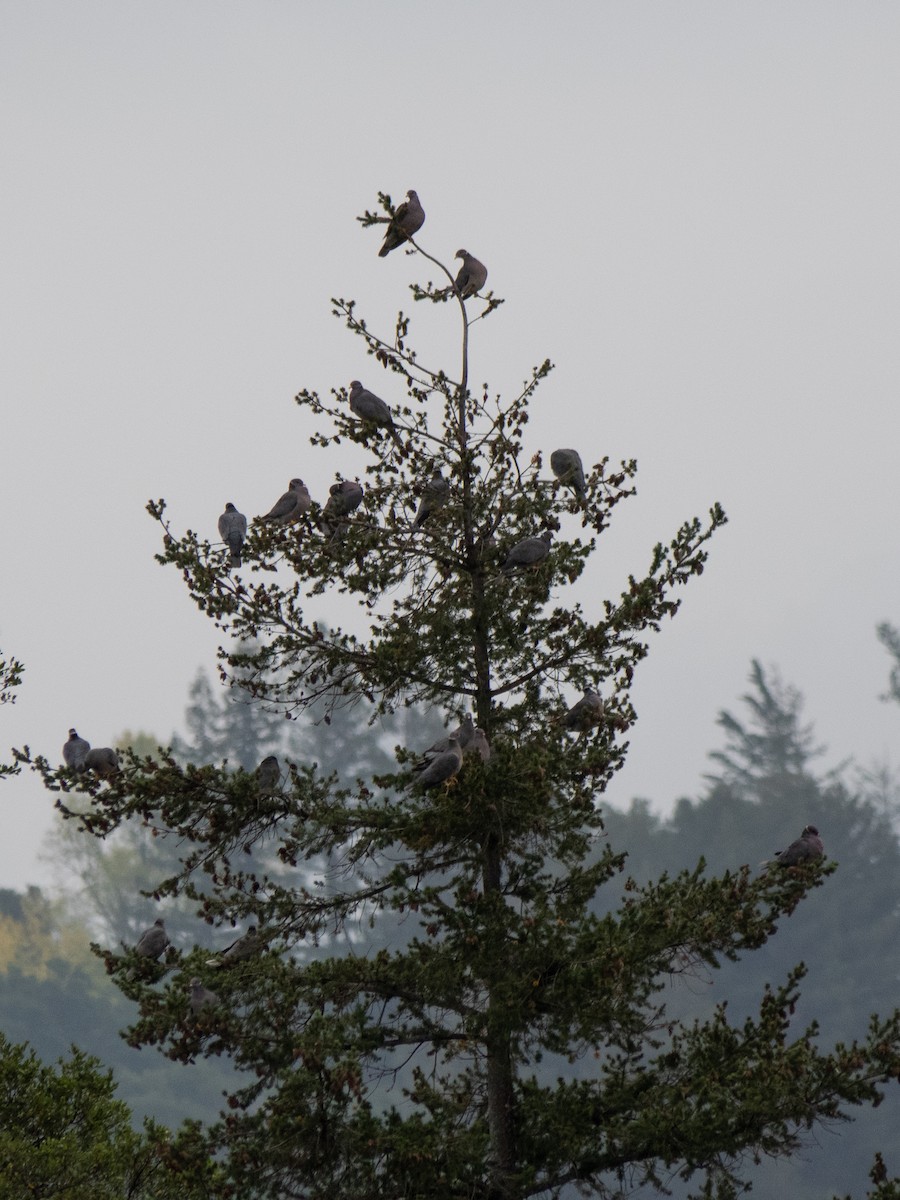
<box><xmin>3</xmin><ymin>3</ymin><xmax>900</xmax><ymax>890</ymax></box>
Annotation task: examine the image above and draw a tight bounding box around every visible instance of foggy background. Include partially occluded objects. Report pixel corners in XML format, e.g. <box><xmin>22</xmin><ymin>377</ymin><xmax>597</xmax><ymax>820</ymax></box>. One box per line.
<box><xmin>3</xmin><ymin>2</ymin><xmax>899</xmax><ymax>888</ymax></box>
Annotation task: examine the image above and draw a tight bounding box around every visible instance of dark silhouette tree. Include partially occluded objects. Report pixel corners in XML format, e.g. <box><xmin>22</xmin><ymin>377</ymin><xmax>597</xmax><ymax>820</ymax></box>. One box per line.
<box><xmin>24</xmin><ymin>194</ymin><xmax>900</xmax><ymax>1199</ymax></box>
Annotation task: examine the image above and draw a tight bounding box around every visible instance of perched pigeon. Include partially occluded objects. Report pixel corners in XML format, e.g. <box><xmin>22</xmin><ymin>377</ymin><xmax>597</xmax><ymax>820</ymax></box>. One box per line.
<box><xmin>321</xmin><ymin>480</ymin><xmax>365</xmax><ymax>538</ymax></box>
<box><xmin>207</xmin><ymin>925</ymin><xmax>262</xmax><ymax>969</ymax></box>
<box><xmin>259</xmin><ymin>479</ymin><xmax>311</xmax><ymax>525</ymax></box>
<box><xmin>501</xmin><ymin>531</ymin><xmax>552</xmax><ymax>575</ymax></box>
<box><xmin>550</xmin><ymin>449</ymin><xmax>586</xmax><ymax>499</ymax></box>
<box><xmin>562</xmin><ymin>689</ymin><xmax>604</xmax><ymax>733</ymax></box>
<box><xmin>466</xmin><ymin>728</ymin><xmax>491</xmax><ymax>762</ymax></box>
<box><xmin>771</xmin><ymin>825</ymin><xmax>824</xmax><ymax>868</ymax></box>
<box><xmin>413</xmin><ymin>467</ymin><xmax>450</xmax><ymax>528</ymax></box>
<box><xmin>453</xmin><ymin>249</ymin><xmax>488</xmax><ymax>300</ymax></box>
<box><xmin>62</xmin><ymin>729</ymin><xmax>90</xmax><ymax>772</ymax></box>
<box><xmin>347</xmin><ymin>381</ymin><xmax>404</xmax><ymax>453</ymax></box>
<box><xmin>421</xmin><ymin>714</ymin><xmax>476</xmax><ymax>759</ymax></box>
<box><xmin>84</xmin><ymin>746</ymin><xmax>119</xmax><ymax>778</ymax></box>
<box><xmin>378</xmin><ymin>190</ymin><xmax>425</xmax><ymax>257</ymax></box>
<box><xmin>411</xmin><ymin>737</ymin><xmax>463</xmax><ymax>790</ymax></box>
<box><xmin>135</xmin><ymin>918</ymin><xmax>169</xmax><ymax>960</ymax></box>
<box><xmin>189</xmin><ymin>976</ymin><xmax>220</xmax><ymax>1016</ymax></box>
<box><xmin>255</xmin><ymin>755</ymin><xmax>281</xmax><ymax>796</ymax></box>
<box><xmin>218</xmin><ymin>502</ymin><xmax>248</xmax><ymax>569</ymax></box>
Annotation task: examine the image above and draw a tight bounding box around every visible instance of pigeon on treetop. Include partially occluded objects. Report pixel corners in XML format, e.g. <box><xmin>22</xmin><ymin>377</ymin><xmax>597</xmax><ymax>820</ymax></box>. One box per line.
<box><xmin>413</xmin><ymin>467</ymin><xmax>451</xmax><ymax>528</ymax></box>
<box><xmin>501</xmin><ymin>531</ymin><xmax>552</xmax><ymax>575</ymax></box>
<box><xmin>255</xmin><ymin>756</ymin><xmax>281</xmax><ymax>796</ymax></box>
<box><xmin>189</xmin><ymin>977</ymin><xmax>220</xmax><ymax>1016</ymax></box>
<box><xmin>770</xmin><ymin>825</ymin><xmax>824</xmax><ymax>868</ymax></box>
<box><xmin>207</xmin><ymin>925</ymin><xmax>262</xmax><ymax>968</ymax></box>
<box><xmin>62</xmin><ymin>729</ymin><xmax>90</xmax><ymax>772</ymax></box>
<box><xmin>453</xmin><ymin>249</ymin><xmax>488</xmax><ymax>300</ymax></box>
<box><xmin>135</xmin><ymin>918</ymin><xmax>169</xmax><ymax>960</ymax></box>
<box><xmin>378</xmin><ymin>190</ymin><xmax>425</xmax><ymax>257</ymax></box>
<box><xmin>84</xmin><ymin>746</ymin><xmax>119</xmax><ymax>778</ymax></box>
<box><xmin>550</xmin><ymin>449</ymin><xmax>586</xmax><ymax>499</ymax></box>
<box><xmin>218</xmin><ymin>502</ymin><xmax>247</xmax><ymax>569</ymax></box>
<box><xmin>347</xmin><ymin>381</ymin><xmax>404</xmax><ymax>454</ymax></box>
<box><xmin>466</xmin><ymin>728</ymin><xmax>491</xmax><ymax>762</ymax></box>
<box><xmin>562</xmin><ymin>689</ymin><xmax>604</xmax><ymax>733</ymax></box>
<box><xmin>411</xmin><ymin>738</ymin><xmax>464</xmax><ymax>791</ymax></box>
<box><xmin>259</xmin><ymin>479</ymin><xmax>311</xmax><ymax>525</ymax></box>
<box><xmin>321</xmin><ymin>480</ymin><xmax>365</xmax><ymax>538</ymax></box>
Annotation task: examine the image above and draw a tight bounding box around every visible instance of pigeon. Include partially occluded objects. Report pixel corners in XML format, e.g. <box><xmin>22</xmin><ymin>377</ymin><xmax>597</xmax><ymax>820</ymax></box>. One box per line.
<box><xmin>413</xmin><ymin>467</ymin><xmax>450</xmax><ymax>528</ymax></box>
<box><xmin>255</xmin><ymin>755</ymin><xmax>281</xmax><ymax>796</ymax></box>
<box><xmin>421</xmin><ymin>714</ymin><xmax>476</xmax><ymax>759</ymax></box>
<box><xmin>501</xmin><ymin>531</ymin><xmax>552</xmax><ymax>575</ymax></box>
<box><xmin>550</xmin><ymin>449</ymin><xmax>586</xmax><ymax>499</ymax></box>
<box><xmin>466</xmin><ymin>728</ymin><xmax>491</xmax><ymax>763</ymax></box>
<box><xmin>411</xmin><ymin>737</ymin><xmax>463</xmax><ymax>790</ymax></box>
<box><xmin>84</xmin><ymin>746</ymin><xmax>119</xmax><ymax>778</ymax></box>
<box><xmin>135</xmin><ymin>918</ymin><xmax>169</xmax><ymax>960</ymax></box>
<box><xmin>218</xmin><ymin>503</ymin><xmax>248</xmax><ymax>569</ymax></box>
<box><xmin>378</xmin><ymin>190</ymin><xmax>425</xmax><ymax>257</ymax></box>
<box><xmin>347</xmin><ymin>381</ymin><xmax>404</xmax><ymax>453</ymax></box>
<box><xmin>259</xmin><ymin>479</ymin><xmax>311</xmax><ymax>525</ymax></box>
<box><xmin>207</xmin><ymin>925</ymin><xmax>262</xmax><ymax>968</ymax></box>
<box><xmin>189</xmin><ymin>977</ymin><xmax>220</xmax><ymax>1016</ymax></box>
<box><xmin>321</xmin><ymin>480</ymin><xmax>365</xmax><ymax>538</ymax></box>
<box><xmin>62</xmin><ymin>729</ymin><xmax>90</xmax><ymax>772</ymax></box>
<box><xmin>562</xmin><ymin>689</ymin><xmax>604</xmax><ymax>733</ymax></box>
<box><xmin>771</xmin><ymin>825</ymin><xmax>825</xmax><ymax>868</ymax></box>
<box><xmin>453</xmin><ymin>249</ymin><xmax>488</xmax><ymax>300</ymax></box>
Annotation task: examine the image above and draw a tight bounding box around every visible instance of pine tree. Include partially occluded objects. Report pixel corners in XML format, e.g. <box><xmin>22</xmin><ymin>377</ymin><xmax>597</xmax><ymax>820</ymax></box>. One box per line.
<box><xmin>27</xmin><ymin>193</ymin><xmax>900</xmax><ymax>1199</ymax></box>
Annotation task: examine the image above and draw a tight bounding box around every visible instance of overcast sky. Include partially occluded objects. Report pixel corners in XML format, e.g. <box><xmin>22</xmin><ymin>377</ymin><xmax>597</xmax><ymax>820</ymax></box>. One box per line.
<box><xmin>3</xmin><ymin>3</ymin><xmax>900</xmax><ymax>891</ymax></box>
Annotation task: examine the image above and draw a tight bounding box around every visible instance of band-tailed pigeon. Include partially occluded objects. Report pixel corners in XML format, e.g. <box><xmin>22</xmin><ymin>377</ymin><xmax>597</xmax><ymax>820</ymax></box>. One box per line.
<box><xmin>321</xmin><ymin>480</ymin><xmax>365</xmax><ymax>538</ymax></box>
<box><xmin>189</xmin><ymin>976</ymin><xmax>220</xmax><ymax>1016</ymax></box>
<box><xmin>501</xmin><ymin>531</ymin><xmax>552</xmax><ymax>575</ymax></box>
<box><xmin>454</xmin><ymin>249</ymin><xmax>488</xmax><ymax>299</ymax></box>
<box><xmin>62</xmin><ymin>729</ymin><xmax>90</xmax><ymax>772</ymax></box>
<box><xmin>378</xmin><ymin>190</ymin><xmax>425</xmax><ymax>257</ymax></box>
<box><xmin>135</xmin><ymin>918</ymin><xmax>169</xmax><ymax>960</ymax></box>
<box><xmin>466</xmin><ymin>728</ymin><xmax>491</xmax><ymax>762</ymax></box>
<box><xmin>772</xmin><ymin>825</ymin><xmax>824</xmax><ymax>867</ymax></box>
<box><xmin>207</xmin><ymin>925</ymin><xmax>262</xmax><ymax>968</ymax></box>
<box><xmin>562</xmin><ymin>689</ymin><xmax>604</xmax><ymax>733</ymax></box>
<box><xmin>259</xmin><ymin>479</ymin><xmax>311</xmax><ymax>525</ymax></box>
<box><xmin>348</xmin><ymin>381</ymin><xmax>404</xmax><ymax>453</ymax></box>
<box><xmin>412</xmin><ymin>737</ymin><xmax>463</xmax><ymax>790</ymax></box>
<box><xmin>255</xmin><ymin>756</ymin><xmax>281</xmax><ymax>796</ymax></box>
<box><xmin>550</xmin><ymin>449</ymin><xmax>586</xmax><ymax>498</ymax></box>
<box><xmin>421</xmin><ymin>714</ymin><xmax>475</xmax><ymax>759</ymax></box>
<box><xmin>218</xmin><ymin>503</ymin><xmax>248</xmax><ymax>569</ymax></box>
<box><xmin>84</xmin><ymin>746</ymin><xmax>119</xmax><ymax>778</ymax></box>
<box><xmin>413</xmin><ymin>467</ymin><xmax>450</xmax><ymax>528</ymax></box>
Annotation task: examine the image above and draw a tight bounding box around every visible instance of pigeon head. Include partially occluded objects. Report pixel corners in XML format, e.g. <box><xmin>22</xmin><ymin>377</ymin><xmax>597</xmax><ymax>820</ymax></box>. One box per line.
<box><xmin>803</xmin><ymin>825</ymin><xmax>819</xmax><ymax>836</ymax></box>
<box><xmin>68</xmin><ymin>728</ymin><xmax>79</xmax><ymax>739</ymax></box>
<box><xmin>289</xmin><ymin>478</ymin><xmax>305</xmax><ymax>489</ymax></box>
<box><xmin>455</xmin><ymin>249</ymin><xmax>468</xmax><ymax>260</ymax></box>
<box><xmin>224</xmin><ymin>502</ymin><xmax>237</xmax><ymax>512</ymax></box>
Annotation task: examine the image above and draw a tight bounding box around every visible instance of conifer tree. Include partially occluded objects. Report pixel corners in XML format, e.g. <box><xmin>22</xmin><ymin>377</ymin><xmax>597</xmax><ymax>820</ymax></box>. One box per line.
<box><xmin>27</xmin><ymin>195</ymin><xmax>900</xmax><ymax>1199</ymax></box>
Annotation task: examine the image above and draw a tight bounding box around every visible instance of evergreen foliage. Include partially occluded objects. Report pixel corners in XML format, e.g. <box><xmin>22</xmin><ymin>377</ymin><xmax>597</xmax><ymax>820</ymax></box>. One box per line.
<box><xmin>21</xmin><ymin>194</ymin><xmax>900</xmax><ymax>1199</ymax></box>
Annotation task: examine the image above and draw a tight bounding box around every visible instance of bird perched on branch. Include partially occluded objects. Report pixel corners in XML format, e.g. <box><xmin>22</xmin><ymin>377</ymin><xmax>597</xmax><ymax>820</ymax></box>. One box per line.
<box><xmin>134</xmin><ymin>918</ymin><xmax>169</xmax><ymax>960</ymax></box>
<box><xmin>347</xmin><ymin>381</ymin><xmax>404</xmax><ymax>454</ymax></box>
<box><xmin>206</xmin><ymin>925</ymin><xmax>262</xmax><ymax>969</ymax></box>
<box><xmin>189</xmin><ymin>977</ymin><xmax>220</xmax><ymax>1016</ymax></box>
<box><xmin>84</xmin><ymin>746</ymin><xmax>119</xmax><ymax>778</ymax></box>
<box><xmin>255</xmin><ymin>756</ymin><xmax>281</xmax><ymax>796</ymax></box>
<box><xmin>453</xmin><ymin>249</ymin><xmax>488</xmax><ymax>299</ymax></box>
<box><xmin>562</xmin><ymin>689</ymin><xmax>604</xmax><ymax>733</ymax></box>
<box><xmin>413</xmin><ymin>467</ymin><xmax>450</xmax><ymax>528</ymax></box>
<box><xmin>764</xmin><ymin>825</ymin><xmax>824</xmax><ymax>869</ymax></box>
<box><xmin>378</xmin><ymin>190</ymin><xmax>425</xmax><ymax>257</ymax></box>
<box><xmin>411</xmin><ymin>737</ymin><xmax>463</xmax><ymax>790</ymax></box>
<box><xmin>218</xmin><ymin>502</ymin><xmax>247</xmax><ymax>569</ymax></box>
<box><xmin>466</xmin><ymin>728</ymin><xmax>491</xmax><ymax>762</ymax></box>
<box><xmin>501</xmin><ymin>531</ymin><xmax>552</xmax><ymax>575</ymax></box>
<box><xmin>62</xmin><ymin>728</ymin><xmax>90</xmax><ymax>772</ymax></box>
<box><xmin>321</xmin><ymin>480</ymin><xmax>365</xmax><ymax>538</ymax></box>
<box><xmin>259</xmin><ymin>479</ymin><xmax>311</xmax><ymax>525</ymax></box>
<box><xmin>420</xmin><ymin>715</ymin><xmax>475</xmax><ymax>761</ymax></box>
<box><xmin>550</xmin><ymin>449</ymin><xmax>586</xmax><ymax>499</ymax></box>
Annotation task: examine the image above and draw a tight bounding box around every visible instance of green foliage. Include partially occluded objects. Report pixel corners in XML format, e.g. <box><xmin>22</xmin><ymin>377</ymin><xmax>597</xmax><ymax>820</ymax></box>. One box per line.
<box><xmin>21</xmin><ymin>193</ymin><xmax>900</xmax><ymax>1199</ymax></box>
<box><xmin>0</xmin><ymin>1032</ymin><xmax>211</xmax><ymax>1199</ymax></box>
<box><xmin>0</xmin><ymin>649</ymin><xmax>24</xmax><ymax>780</ymax></box>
